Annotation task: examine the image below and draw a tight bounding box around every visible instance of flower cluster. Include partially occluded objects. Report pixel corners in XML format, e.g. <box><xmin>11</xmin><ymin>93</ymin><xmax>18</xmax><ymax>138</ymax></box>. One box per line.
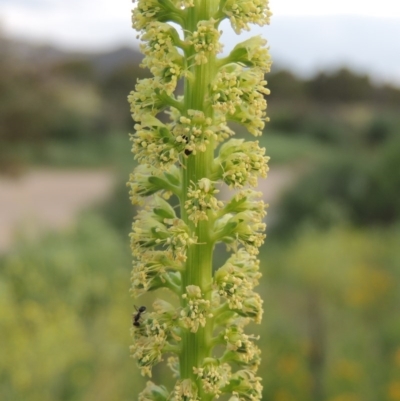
<box><xmin>224</xmin><ymin>370</ymin><xmax>263</xmax><ymax>401</ymax></box>
<box><xmin>222</xmin><ymin>0</ymin><xmax>272</xmax><ymax>34</ymax></box>
<box><xmin>129</xmin><ymin>0</ymin><xmax>271</xmax><ymax>398</ymax></box>
<box><xmin>172</xmin><ymin>379</ymin><xmax>200</xmax><ymax>401</ymax></box>
<box><xmin>213</xmin><ymin>138</ymin><xmax>270</xmax><ymax>188</ymax></box>
<box><xmin>211</xmin><ymin>65</ymin><xmax>270</xmax><ymax>136</ymax></box>
<box><xmin>194</xmin><ymin>359</ymin><xmax>231</xmax><ymax>396</ymax></box>
<box><xmin>225</xmin><ymin>36</ymin><xmax>272</xmax><ymax>72</ymax></box>
<box><xmin>185</xmin><ymin>178</ymin><xmax>223</xmax><ymax>225</ymax></box>
<box><xmin>130</xmin><ymin>250</ymin><xmax>181</xmax><ymax>298</ymax></box>
<box><xmin>130</xmin><ymin>316</ymin><xmax>168</xmax><ymax>377</ymax></box>
<box><xmin>132</xmin><ymin>0</ymin><xmax>187</xmax><ymax>31</ymax></box>
<box><xmin>130</xmin><ymin>196</ymin><xmax>197</xmax><ymax>261</ymax></box>
<box><xmin>181</xmin><ymin>285</ymin><xmax>213</xmax><ymax>333</ymax></box>
<box><xmin>188</xmin><ymin>19</ymin><xmax>223</xmax><ymax>64</ymax></box>
<box><xmin>173</xmin><ymin>110</ymin><xmax>217</xmax><ymax>154</ymax></box>
<box><xmin>140</xmin><ymin>22</ymin><xmax>184</xmax><ymax>94</ymax></box>
<box><xmin>139</xmin><ymin>381</ymin><xmax>170</xmax><ymax>401</ymax></box>
<box><xmin>214</xmin><ymin>249</ymin><xmax>262</xmax><ymax>309</ymax></box>
<box><xmin>213</xmin><ymin>190</ymin><xmax>267</xmax><ymax>255</ymax></box>
<box><xmin>222</xmin><ymin>323</ymin><xmax>261</xmax><ymax>369</ymax></box>
<box><xmin>128</xmin><ymin>164</ymin><xmax>181</xmax><ymax>205</ymax></box>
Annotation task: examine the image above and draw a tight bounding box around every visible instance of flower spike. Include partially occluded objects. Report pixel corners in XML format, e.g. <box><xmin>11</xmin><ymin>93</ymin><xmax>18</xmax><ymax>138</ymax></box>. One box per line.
<box><xmin>129</xmin><ymin>0</ymin><xmax>272</xmax><ymax>398</ymax></box>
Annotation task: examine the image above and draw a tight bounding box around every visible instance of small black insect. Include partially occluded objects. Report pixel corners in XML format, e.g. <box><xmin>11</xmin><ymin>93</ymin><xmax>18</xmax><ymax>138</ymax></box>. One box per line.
<box><xmin>132</xmin><ymin>305</ymin><xmax>146</xmax><ymax>327</ymax></box>
<box><xmin>182</xmin><ymin>135</ymin><xmax>192</xmax><ymax>156</ymax></box>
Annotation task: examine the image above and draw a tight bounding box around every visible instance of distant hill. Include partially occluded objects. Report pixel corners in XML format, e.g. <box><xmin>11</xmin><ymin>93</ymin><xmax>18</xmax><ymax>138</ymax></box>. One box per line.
<box><xmin>241</xmin><ymin>15</ymin><xmax>400</xmax><ymax>86</ymax></box>
<box><xmin>2</xmin><ymin>14</ymin><xmax>400</xmax><ymax>86</ymax></box>
<box><xmin>88</xmin><ymin>47</ymin><xmax>143</xmax><ymax>74</ymax></box>
<box><xmin>0</xmin><ymin>37</ymin><xmax>69</xmax><ymax>65</ymax></box>
<box><xmin>0</xmin><ymin>37</ymin><xmax>143</xmax><ymax>74</ymax></box>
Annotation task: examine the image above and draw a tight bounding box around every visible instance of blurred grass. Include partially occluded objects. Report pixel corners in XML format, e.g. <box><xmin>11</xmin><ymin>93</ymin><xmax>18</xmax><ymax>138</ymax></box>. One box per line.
<box><xmin>0</xmin><ymin>214</ymin><xmax>144</xmax><ymax>401</ymax></box>
<box><xmin>2</xmin><ymin>44</ymin><xmax>400</xmax><ymax>400</ymax></box>
<box><xmin>2</xmin><ymin>120</ymin><xmax>398</xmax><ymax>401</ymax></box>
<box><xmin>4</xmin><ymin>134</ymin><xmax>133</xmax><ymax>171</ymax></box>
<box><xmin>5</xmin><ymin>129</ymin><xmax>342</xmax><ymax>172</ymax></box>
<box><xmin>1</xmin><ymin>212</ymin><xmax>399</xmax><ymax>401</ymax></box>
<box><xmin>258</xmin><ymin>226</ymin><xmax>400</xmax><ymax>401</ymax></box>
<box><xmin>261</xmin><ymin>130</ymin><xmax>342</xmax><ymax>166</ymax></box>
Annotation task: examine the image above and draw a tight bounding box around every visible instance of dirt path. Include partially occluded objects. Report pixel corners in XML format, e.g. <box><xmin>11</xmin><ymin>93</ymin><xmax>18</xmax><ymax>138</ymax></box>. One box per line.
<box><xmin>0</xmin><ymin>169</ymin><xmax>115</xmax><ymax>253</ymax></box>
<box><xmin>0</xmin><ymin>166</ymin><xmax>295</xmax><ymax>254</ymax></box>
<box><xmin>258</xmin><ymin>166</ymin><xmax>295</xmax><ymax>205</ymax></box>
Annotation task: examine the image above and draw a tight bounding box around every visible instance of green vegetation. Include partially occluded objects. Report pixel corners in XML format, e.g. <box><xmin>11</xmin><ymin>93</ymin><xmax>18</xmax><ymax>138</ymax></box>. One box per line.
<box><xmin>260</xmin><ymin>227</ymin><xmax>400</xmax><ymax>401</ymax></box>
<box><xmin>1</xmin><ymin>212</ymin><xmax>399</xmax><ymax>401</ymax></box>
<box><xmin>0</xmin><ymin>216</ymin><xmax>144</xmax><ymax>401</ymax></box>
<box><xmin>274</xmin><ymin>136</ymin><xmax>400</xmax><ymax>238</ymax></box>
<box><xmin>2</xmin><ymin>35</ymin><xmax>400</xmax><ymax>172</ymax></box>
<box><xmin>260</xmin><ymin>131</ymin><xmax>342</xmax><ymax>165</ymax></box>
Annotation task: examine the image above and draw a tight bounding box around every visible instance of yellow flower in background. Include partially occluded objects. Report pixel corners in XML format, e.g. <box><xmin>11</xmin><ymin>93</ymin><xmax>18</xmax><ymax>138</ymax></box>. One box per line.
<box><xmin>277</xmin><ymin>355</ymin><xmax>299</xmax><ymax>376</ymax></box>
<box><xmin>273</xmin><ymin>388</ymin><xmax>294</xmax><ymax>401</ymax></box>
<box><xmin>388</xmin><ymin>382</ymin><xmax>400</xmax><ymax>401</ymax></box>
<box><xmin>333</xmin><ymin>359</ymin><xmax>362</xmax><ymax>383</ymax></box>
<box><xmin>345</xmin><ymin>264</ymin><xmax>392</xmax><ymax>308</ymax></box>
<box><xmin>328</xmin><ymin>394</ymin><xmax>361</xmax><ymax>401</ymax></box>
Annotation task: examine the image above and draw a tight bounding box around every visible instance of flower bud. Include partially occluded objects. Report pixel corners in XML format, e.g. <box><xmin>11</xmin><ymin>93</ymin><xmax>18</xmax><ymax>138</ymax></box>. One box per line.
<box><xmin>226</xmin><ymin>36</ymin><xmax>272</xmax><ymax>72</ymax></box>
<box><xmin>139</xmin><ymin>381</ymin><xmax>170</xmax><ymax>401</ymax></box>
<box><xmin>181</xmin><ymin>285</ymin><xmax>212</xmax><ymax>332</ymax></box>
<box><xmin>215</xmin><ymin>139</ymin><xmax>269</xmax><ymax>188</ymax></box>
<box><xmin>222</xmin><ymin>0</ymin><xmax>272</xmax><ymax>34</ymax></box>
<box><xmin>223</xmin><ymin>370</ymin><xmax>263</xmax><ymax>401</ymax></box>
<box><xmin>193</xmin><ymin>359</ymin><xmax>231</xmax><ymax>396</ymax></box>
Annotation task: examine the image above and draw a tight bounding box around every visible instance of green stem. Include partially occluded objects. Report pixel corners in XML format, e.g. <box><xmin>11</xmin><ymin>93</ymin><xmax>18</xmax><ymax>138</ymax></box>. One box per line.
<box><xmin>164</xmin><ymin>278</ymin><xmax>181</xmax><ymax>296</ymax></box>
<box><xmin>179</xmin><ymin>0</ymin><xmax>218</xmax><ymax>399</ymax></box>
<box><xmin>163</xmin><ymin>343</ymin><xmax>182</xmax><ymax>353</ymax></box>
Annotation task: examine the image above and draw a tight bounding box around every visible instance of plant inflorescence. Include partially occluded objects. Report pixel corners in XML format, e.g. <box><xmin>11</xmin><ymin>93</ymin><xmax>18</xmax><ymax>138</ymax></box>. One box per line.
<box><xmin>128</xmin><ymin>0</ymin><xmax>272</xmax><ymax>399</ymax></box>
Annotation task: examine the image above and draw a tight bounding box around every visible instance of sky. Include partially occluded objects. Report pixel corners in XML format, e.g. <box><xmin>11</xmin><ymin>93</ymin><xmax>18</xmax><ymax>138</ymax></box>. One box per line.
<box><xmin>1</xmin><ymin>0</ymin><xmax>400</xmax><ymax>84</ymax></box>
<box><xmin>1</xmin><ymin>0</ymin><xmax>400</xmax><ymax>49</ymax></box>
<box><xmin>271</xmin><ymin>0</ymin><xmax>400</xmax><ymax>18</ymax></box>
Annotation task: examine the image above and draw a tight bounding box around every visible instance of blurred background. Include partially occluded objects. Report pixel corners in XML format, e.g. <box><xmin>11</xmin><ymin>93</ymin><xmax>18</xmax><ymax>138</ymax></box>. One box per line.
<box><xmin>1</xmin><ymin>1</ymin><xmax>400</xmax><ymax>401</ymax></box>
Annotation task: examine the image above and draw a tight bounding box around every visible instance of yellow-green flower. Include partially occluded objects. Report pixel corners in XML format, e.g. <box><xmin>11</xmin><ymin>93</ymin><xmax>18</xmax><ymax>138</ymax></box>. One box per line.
<box><xmin>129</xmin><ymin>0</ymin><xmax>271</xmax><ymax>398</ymax></box>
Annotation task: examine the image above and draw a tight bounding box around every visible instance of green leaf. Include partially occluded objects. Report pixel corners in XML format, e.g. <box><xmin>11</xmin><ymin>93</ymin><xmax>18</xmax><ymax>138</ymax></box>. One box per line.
<box><xmin>153</xmin><ymin>208</ymin><xmax>175</xmax><ymax>219</ymax></box>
